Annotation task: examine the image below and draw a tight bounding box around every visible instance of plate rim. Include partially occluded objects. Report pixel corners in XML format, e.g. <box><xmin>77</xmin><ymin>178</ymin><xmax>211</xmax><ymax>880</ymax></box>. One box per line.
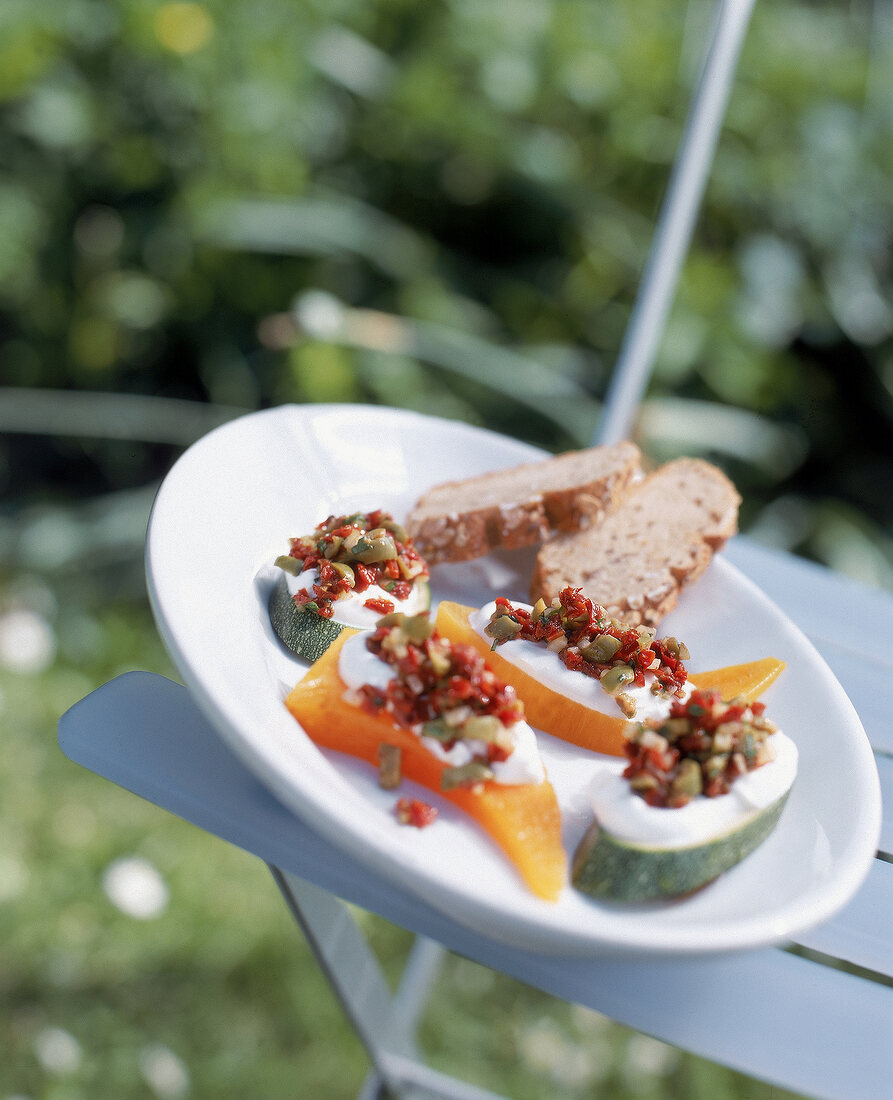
<box><xmin>145</xmin><ymin>402</ymin><xmax>883</xmax><ymax>957</ymax></box>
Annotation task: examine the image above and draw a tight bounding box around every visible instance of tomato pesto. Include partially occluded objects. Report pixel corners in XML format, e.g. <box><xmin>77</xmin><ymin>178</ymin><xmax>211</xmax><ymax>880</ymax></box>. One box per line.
<box><xmin>623</xmin><ymin>689</ymin><xmax>779</xmax><ymax>808</ymax></box>
<box><xmin>276</xmin><ymin>510</ymin><xmax>429</xmax><ymax>619</ymax></box>
<box><xmin>484</xmin><ymin>586</ymin><xmax>689</xmax><ymax>715</ymax></box>
<box><xmin>356</xmin><ymin>612</ymin><xmax>527</xmax><ymax>791</ymax></box>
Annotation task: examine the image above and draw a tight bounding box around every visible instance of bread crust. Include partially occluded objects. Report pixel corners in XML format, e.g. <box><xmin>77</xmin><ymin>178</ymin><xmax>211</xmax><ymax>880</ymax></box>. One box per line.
<box><xmin>530</xmin><ymin>458</ymin><xmax>740</xmax><ymax>625</ymax></box>
<box><xmin>406</xmin><ymin>442</ymin><xmax>642</xmax><ymax>565</ymax></box>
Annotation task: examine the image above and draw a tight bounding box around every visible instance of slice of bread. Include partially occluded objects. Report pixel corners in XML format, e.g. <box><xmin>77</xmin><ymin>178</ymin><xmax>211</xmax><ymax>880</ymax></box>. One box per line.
<box><xmin>406</xmin><ymin>441</ymin><xmax>642</xmax><ymax>565</ymax></box>
<box><xmin>530</xmin><ymin>457</ymin><xmax>740</xmax><ymax>625</ymax></box>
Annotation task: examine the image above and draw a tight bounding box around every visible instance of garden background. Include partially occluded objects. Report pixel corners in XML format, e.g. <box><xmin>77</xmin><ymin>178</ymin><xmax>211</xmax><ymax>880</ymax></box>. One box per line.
<box><xmin>1</xmin><ymin>1</ymin><xmax>891</xmax><ymax>1097</ymax></box>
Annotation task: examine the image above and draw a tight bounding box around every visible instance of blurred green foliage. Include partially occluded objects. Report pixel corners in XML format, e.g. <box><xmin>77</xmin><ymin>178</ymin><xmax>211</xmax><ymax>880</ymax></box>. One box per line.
<box><xmin>0</xmin><ymin>1</ymin><xmax>890</xmax><ymax>1095</ymax></box>
<box><xmin>1</xmin><ymin>0</ymin><xmax>892</xmax><ymax>582</ymax></box>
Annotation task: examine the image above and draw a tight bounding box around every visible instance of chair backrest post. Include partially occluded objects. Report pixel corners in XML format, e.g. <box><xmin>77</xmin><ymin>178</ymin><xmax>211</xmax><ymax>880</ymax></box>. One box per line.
<box><xmin>594</xmin><ymin>0</ymin><xmax>757</xmax><ymax>446</ymax></box>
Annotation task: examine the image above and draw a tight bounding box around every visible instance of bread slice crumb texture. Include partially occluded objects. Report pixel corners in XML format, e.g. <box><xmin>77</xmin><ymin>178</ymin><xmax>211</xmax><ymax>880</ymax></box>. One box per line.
<box><xmin>531</xmin><ymin>458</ymin><xmax>740</xmax><ymax>625</ymax></box>
<box><xmin>406</xmin><ymin>441</ymin><xmax>642</xmax><ymax>564</ymax></box>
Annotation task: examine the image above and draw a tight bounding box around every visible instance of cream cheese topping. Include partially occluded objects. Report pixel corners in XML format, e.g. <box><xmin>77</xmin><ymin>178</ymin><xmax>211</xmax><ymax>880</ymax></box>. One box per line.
<box><xmin>469</xmin><ymin>600</ymin><xmax>691</xmax><ymax>721</ymax></box>
<box><xmin>586</xmin><ymin>730</ymin><xmax>798</xmax><ymax>848</ymax></box>
<box><xmin>337</xmin><ymin>630</ymin><xmax>545</xmax><ymax>786</ymax></box>
<box><xmin>287</xmin><ymin>566</ymin><xmax>428</xmax><ymax>630</ymax></box>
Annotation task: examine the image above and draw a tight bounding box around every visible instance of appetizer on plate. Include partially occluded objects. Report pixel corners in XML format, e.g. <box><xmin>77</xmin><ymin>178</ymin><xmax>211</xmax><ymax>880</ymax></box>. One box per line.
<box><xmin>436</xmin><ymin>587</ymin><xmax>785</xmax><ymax>757</ymax></box>
<box><xmin>269</xmin><ymin>510</ymin><xmax>430</xmax><ymax>661</ymax></box>
<box><xmin>276</xmin><ymin>454</ymin><xmax>790</xmax><ymax>907</ymax></box>
<box><xmin>284</xmin><ymin>612</ymin><xmax>566</xmax><ymax>901</ymax></box>
<box><xmin>572</xmin><ymin>689</ymin><xmax>798</xmax><ymax>901</ymax></box>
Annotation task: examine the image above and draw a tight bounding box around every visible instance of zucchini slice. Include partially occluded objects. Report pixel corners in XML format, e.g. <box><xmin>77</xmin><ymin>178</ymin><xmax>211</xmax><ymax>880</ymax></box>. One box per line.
<box><xmin>571</xmin><ymin>789</ymin><xmax>791</xmax><ymax>902</ymax></box>
<box><xmin>269</xmin><ymin>572</ymin><xmax>345</xmax><ymax>662</ymax></box>
<box><xmin>269</xmin><ymin>572</ymin><xmax>432</xmax><ymax>662</ymax></box>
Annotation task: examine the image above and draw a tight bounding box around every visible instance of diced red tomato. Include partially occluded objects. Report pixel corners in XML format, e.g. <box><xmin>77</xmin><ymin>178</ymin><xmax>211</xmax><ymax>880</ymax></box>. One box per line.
<box><xmin>364</xmin><ymin>597</ymin><xmax>395</xmax><ymax>615</ymax></box>
<box><xmin>395</xmin><ymin>797</ymin><xmax>439</xmax><ymax>828</ymax></box>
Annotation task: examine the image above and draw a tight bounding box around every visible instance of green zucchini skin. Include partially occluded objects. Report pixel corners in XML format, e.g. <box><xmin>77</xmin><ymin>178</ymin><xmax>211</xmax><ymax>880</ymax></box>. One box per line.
<box><xmin>268</xmin><ymin>571</ymin><xmax>432</xmax><ymax>662</ymax></box>
<box><xmin>571</xmin><ymin>789</ymin><xmax>791</xmax><ymax>902</ymax></box>
<box><xmin>268</xmin><ymin>572</ymin><xmax>345</xmax><ymax>662</ymax></box>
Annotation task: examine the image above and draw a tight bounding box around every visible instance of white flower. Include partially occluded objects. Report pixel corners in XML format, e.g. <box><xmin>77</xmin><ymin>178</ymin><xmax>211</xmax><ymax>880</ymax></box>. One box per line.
<box><xmin>139</xmin><ymin>1044</ymin><xmax>190</xmax><ymax>1098</ymax></box>
<box><xmin>102</xmin><ymin>856</ymin><xmax>169</xmax><ymax>920</ymax></box>
<box><xmin>33</xmin><ymin>1026</ymin><xmax>82</xmax><ymax>1075</ymax></box>
<box><xmin>0</xmin><ymin>609</ymin><xmax>56</xmax><ymax>674</ymax></box>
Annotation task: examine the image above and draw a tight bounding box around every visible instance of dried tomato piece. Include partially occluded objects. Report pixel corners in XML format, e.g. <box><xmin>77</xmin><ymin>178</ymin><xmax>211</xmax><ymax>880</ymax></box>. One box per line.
<box><xmin>395</xmin><ymin>797</ymin><xmax>439</xmax><ymax>828</ymax></box>
<box><xmin>364</xmin><ymin>597</ymin><xmax>395</xmax><ymax>615</ymax></box>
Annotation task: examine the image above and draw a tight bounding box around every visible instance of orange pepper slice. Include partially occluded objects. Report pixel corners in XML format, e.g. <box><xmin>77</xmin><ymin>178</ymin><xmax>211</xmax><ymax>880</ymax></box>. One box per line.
<box><xmin>688</xmin><ymin>657</ymin><xmax>785</xmax><ymax>701</ymax></box>
<box><xmin>284</xmin><ymin>631</ymin><xmax>566</xmax><ymax>902</ymax></box>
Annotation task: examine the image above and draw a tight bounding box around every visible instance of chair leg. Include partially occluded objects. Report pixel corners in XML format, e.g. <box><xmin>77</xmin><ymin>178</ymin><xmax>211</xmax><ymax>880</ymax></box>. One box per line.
<box><xmin>270</xmin><ymin>866</ymin><xmax>510</xmax><ymax>1100</ymax></box>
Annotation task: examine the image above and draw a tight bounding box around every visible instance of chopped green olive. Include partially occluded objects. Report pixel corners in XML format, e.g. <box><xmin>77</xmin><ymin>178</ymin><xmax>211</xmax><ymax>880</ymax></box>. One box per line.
<box><xmin>402</xmin><ymin>612</ymin><xmax>435</xmax><ymax>643</ymax></box>
<box><xmin>485</xmin><ymin>614</ymin><xmax>522</xmax><ymax>641</ymax></box>
<box><xmin>663</xmin><ymin>636</ymin><xmax>691</xmax><ymax>661</ymax></box>
<box><xmin>274</xmin><ymin>555</ymin><xmax>303</xmax><ymax>576</ymax></box>
<box><xmin>428</xmin><ymin>646</ymin><xmax>452</xmax><ymax>678</ymax></box>
<box><xmin>461</xmin><ymin>715</ymin><xmax>505</xmax><ymax>743</ymax></box>
<box><xmin>600</xmin><ymin>664</ymin><xmax>636</xmax><ymax>694</ymax></box>
<box><xmin>670</xmin><ymin>758</ymin><xmax>703</xmax><ymax>799</ymax></box>
<box><xmin>376</xmin><ymin>612</ymin><xmax>406</xmax><ymax>629</ymax></box>
<box><xmin>564</xmin><ymin>612</ymin><xmax>589</xmax><ymax>629</ymax></box>
<box><xmin>377</xmin><ymin>743</ymin><xmax>402</xmax><ymax>790</ymax></box>
<box><xmin>659</xmin><ymin>717</ymin><xmax>691</xmax><ymax>740</ymax></box>
<box><xmin>379</xmin><ymin>517</ymin><xmax>408</xmax><ymax>542</ymax></box>
<box><xmin>441</xmin><ymin>761</ymin><xmax>494</xmax><ymax>791</ymax></box>
<box><xmin>351</xmin><ymin>534</ymin><xmax>398</xmax><ymax>563</ymax></box>
<box><xmin>704</xmin><ymin>755</ymin><xmax>727</xmax><ymax>780</ymax></box>
<box><xmin>328</xmin><ymin>560</ymin><xmax>356</xmax><ymax>587</ymax></box>
<box><xmin>421</xmin><ymin>718</ymin><xmax>455</xmax><ymax>742</ymax></box>
<box><xmin>581</xmin><ymin>634</ymin><xmax>621</xmax><ymax>663</ymax></box>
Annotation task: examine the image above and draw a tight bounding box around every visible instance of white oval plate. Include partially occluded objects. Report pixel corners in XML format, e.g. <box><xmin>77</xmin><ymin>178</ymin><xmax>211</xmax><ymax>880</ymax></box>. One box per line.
<box><xmin>146</xmin><ymin>404</ymin><xmax>881</xmax><ymax>956</ymax></box>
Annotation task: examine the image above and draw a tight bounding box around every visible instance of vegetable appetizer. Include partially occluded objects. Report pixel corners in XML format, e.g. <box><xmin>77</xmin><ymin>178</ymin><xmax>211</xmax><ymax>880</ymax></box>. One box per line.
<box><xmin>435</xmin><ymin>588</ymin><xmax>785</xmax><ymax>758</ymax></box>
<box><xmin>433</xmin><ymin>586</ymin><xmax>793</xmax><ymax>899</ymax></box>
<box><xmin>275</xmin><ymin>513</ymin><xmax>795</xmax><ymax>903</ymax></box>
<box><xmin>572</xmin><ymin>689</ymin><xmax>797</xmax><ymax>901</ymax></box>
<box><xmin>269</xmin><ymin>510</ymin><xmax>430</xmax><ymax>661</ymax></box>
<box><xmin>284</xmin><ymin>611</ymin><xmax>566</xmax><ymax>902</ymax></box>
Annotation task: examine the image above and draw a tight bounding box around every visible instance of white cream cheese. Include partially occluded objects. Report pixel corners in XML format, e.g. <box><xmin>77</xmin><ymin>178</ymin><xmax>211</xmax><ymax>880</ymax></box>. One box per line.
<box><xmin>586</xmin><ymin>730</ymin><xmax>798</xmax><ymax>848</ymax></box>
<box><xmin>287</xmin><ymin>566</ymin><xmax>428</xmax><ymax>630</ymax></box>
<box><xmin>469</xmin><ymin>600</ymin><xmax>691</xmax><ymax>721</ymax></box>
<box><xmin>337</xmin><ymin>630</ymin><xmax>545</xmax><ymax>786</ymax></box>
